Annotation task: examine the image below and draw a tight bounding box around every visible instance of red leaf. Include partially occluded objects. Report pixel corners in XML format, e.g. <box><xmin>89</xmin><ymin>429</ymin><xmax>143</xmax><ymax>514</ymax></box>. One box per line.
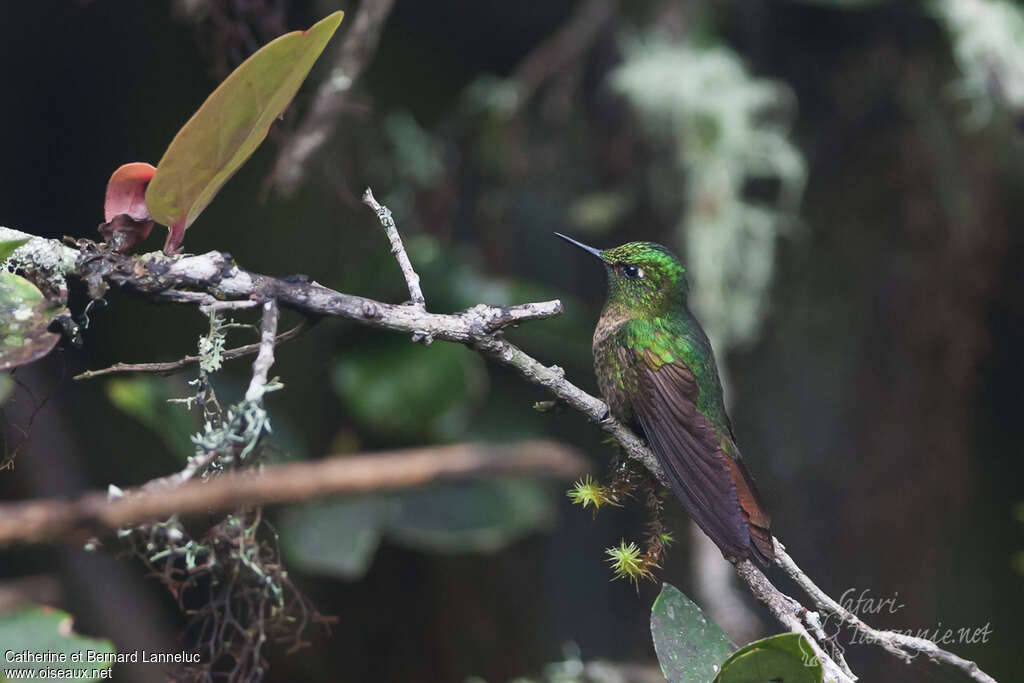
<box><xmin>100</xmin><ymin>162</ymin><xmax>156</xmax><ymax>253</ymax></box>
<box><xmin>104</xmin><ymin>162</ymin><xmax>156</xmax><ymax>222</ymax></box>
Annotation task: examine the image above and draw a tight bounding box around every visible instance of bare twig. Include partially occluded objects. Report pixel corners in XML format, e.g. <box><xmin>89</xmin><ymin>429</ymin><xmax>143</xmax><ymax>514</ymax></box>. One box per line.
<box><xmin>0</xmin><ymin>441</ymin><xmax>587</xmax><ymax>548</ymax></box>
<box><xmin>362</xmin><ymin>187</ymin><xmax>426</xmax><ymax>308</ymax></box>
<box><xmin>511</xmin><ymin>0</ymin><xmax>616</xmax><ymax>103</ymax></box>
<box><xmin>267</xmin><ymin>0</ymin><xmax>396</xmax><ymax>197</ymax></box>
<box><xmin>733</xmin><ymin>565</ymin><xmax>851</xmax><ymax>679</ymax></box>
<box><xmin>734</xmin><ymin>560</ymin><xmax>855</xmax><ymax>683</ymax></box>
<box><xmin>72</xmin><ymin>321</ymin><xmax>308</xmax><ymax>381</ymax></box>
<box><xmin>245</xmin><ymin>299</ymin><xmax>279</xmax><ymax>402</ymax></box>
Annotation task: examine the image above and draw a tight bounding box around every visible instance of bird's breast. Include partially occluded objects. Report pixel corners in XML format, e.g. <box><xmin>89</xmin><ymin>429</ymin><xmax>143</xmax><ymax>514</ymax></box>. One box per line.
<box><xmin>592</xmin><ymin>318</ymin><xmax>638</xmax><ymax>424</ymax></box>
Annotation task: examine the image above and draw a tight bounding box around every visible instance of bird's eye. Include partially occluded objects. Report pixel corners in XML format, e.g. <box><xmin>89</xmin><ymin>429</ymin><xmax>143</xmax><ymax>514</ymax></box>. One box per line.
<box><xmin>623</xmin><ymin>264</ymin><xmax>645</xmax><ymax>280</ymax></box>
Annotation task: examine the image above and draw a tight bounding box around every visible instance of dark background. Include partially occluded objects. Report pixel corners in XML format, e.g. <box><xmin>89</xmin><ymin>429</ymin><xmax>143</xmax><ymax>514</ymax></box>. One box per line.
<box><xmin>1</xmin><ymin>0</ymin><xmax>1022</xmax><ymax>681</ymax></box>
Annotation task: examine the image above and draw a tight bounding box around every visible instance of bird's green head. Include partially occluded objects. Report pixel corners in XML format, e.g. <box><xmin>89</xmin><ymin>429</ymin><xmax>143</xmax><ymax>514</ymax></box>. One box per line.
<box><xmin>556</xmin><ymin>234</ymin><xmax>689</xmax><ymax>316</ymax></box>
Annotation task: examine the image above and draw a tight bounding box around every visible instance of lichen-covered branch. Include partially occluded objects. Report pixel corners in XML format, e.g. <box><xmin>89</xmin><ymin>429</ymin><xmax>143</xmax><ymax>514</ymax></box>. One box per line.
<box><xmin>0</xmin><ymin>441</ymin><xmax>586</xmax><ymax>548</ymax></box>
<box><xmin>244</xmin><ymin>299</ymin><xmax>279</xmax><ymax>402</ymax></box>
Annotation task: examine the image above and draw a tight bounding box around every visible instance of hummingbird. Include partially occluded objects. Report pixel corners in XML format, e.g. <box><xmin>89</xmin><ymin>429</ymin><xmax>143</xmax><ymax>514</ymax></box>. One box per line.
<box><xmin>557</xmin><ymin>234</ymin><xmax>774</xmax><ymax>567</ymax></box>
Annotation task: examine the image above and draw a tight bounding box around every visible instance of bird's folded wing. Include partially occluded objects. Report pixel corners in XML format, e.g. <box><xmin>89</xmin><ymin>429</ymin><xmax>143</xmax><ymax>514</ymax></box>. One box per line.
<box><xmin>630</xmin><ymin>348</ymin><xmax>754</xmax><ymax>559</ymax></box>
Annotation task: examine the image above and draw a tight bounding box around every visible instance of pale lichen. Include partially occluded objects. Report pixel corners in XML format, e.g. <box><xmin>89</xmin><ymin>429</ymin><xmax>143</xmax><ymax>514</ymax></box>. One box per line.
<box><xmin>932</xmin><ymin>0</ymin><xmax>1024</xmax><ymax>128</ymax></box>
<box><xmin>610</xmin><ymin>38</ymin><xmax>805</xmax><ymax>352</ymax></box>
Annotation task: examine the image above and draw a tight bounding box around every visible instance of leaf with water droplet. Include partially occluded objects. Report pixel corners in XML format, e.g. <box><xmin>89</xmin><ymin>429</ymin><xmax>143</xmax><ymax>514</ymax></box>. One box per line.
<box><xmin>651</xmin><ymin>583</ymin><xmax>735</xmax><ymax>683</ymax></box>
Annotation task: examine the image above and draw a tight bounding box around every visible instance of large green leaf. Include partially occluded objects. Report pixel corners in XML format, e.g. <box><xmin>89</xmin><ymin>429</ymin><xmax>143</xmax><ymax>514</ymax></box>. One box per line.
<box><xmin>145</xmin><ymin>11</ymin><xmax>343</xmax><ymax>253</ymax></box>
<box><xmin>715</xmin><ymin>633</ymin><xmax>822</xmax><ymax>683</ymax></box>
<box><xmin>279</xmin><ymin>498</ymin><xmax>390</xmax><ymax>579</ymax></box>
<box><xmin>386</xmin><ymin>479</ymin><xmax>556</xmax><ymax>553</ymax></box>
<box><xmin>0</xmin><ymin>272</ymin><xmax>63</xmax><ymax>371</ymax></box>
<box><xmin>0</xmin><ymin>606</ymin><xmax>115</xmax><ymax>681</ymax></box>
<box><xmin>651</xmin><ymin>583</ymin><xmax>735</xmax><ymax>683</ymax></box>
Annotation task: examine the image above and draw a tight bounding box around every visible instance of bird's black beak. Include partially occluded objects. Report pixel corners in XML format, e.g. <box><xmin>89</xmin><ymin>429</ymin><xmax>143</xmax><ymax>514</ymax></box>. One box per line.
<box><xmin>554</xmin><ymin>232</ymin><xmax>603</xmax><ymax>260</ymax></box>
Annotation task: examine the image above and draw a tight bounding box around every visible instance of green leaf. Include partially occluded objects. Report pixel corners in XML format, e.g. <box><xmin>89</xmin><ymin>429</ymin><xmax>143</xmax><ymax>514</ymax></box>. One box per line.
<box><xmin>0</xmin><ymin>238</ymin><xmax>29</xmax><ymax>263</ymax></box>
<box><xmin>279</xmin><ymin>498</ymin><xmax>389</xmax><ymax>579</ymax></box>
<box><xmin>145</xmin><ymin>11</ymin><xmax>344</xmax><ymax>253</ymax></box>
<box><xmin>332</xmin><ymin>343</ymin><xmax>486</xmax><ymax>440</ymax></box>
<box><xmin>651</xmin><ymin>583</ymin><xmax>735</xmax><ymax>683</ymax></box>
<box><xmin>0</xmin><ymin>272</ymin><xmax>63</xmax><ymax>371</ymax></box>
<box><xmin>385</xmin><ymin>479</ymin><xmax>556</xmax><ymax>553</ymax></box>
<box><xmin>715</xmin><ymin>633</ymin><xmax>822</xmax><ymax>683</ymax></box>
<box><xmin>0</xmin><ymin>606</ymin><xmax>115</xmax><ymax>680</ymax></box>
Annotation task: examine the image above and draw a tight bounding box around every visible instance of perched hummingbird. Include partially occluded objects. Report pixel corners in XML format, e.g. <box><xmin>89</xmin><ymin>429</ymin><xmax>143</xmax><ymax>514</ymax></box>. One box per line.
<box><xmin>557</xmin><ymin>234</ymin><xmax>774</xmax><ymax>567</ymax></box>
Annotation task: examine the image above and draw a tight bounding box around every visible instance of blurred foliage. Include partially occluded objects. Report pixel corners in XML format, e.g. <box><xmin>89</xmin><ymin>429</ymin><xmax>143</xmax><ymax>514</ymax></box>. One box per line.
<box><xmin>386</xmin><ymin>478</ymin><xmax>555</xmax><ymax>552</ymax></box>
<box><xmin>106</xmin><ymin>376</ymin><xmax>198</xmax><ymax>461</ymax></box>
<box><xmin>931</xmin><ymin>0</ymin><xmax>1024</xmax><ymax>128</ymax></box>
<box><xmin>793</xmin><ymin>0</ymin><xmax>886</xmax><ymax>6</ymax></box>
<box><xmin>0</xmin><ymin>606</ymin><xmax>115</xmax><ymax>680</ymax></box>
<box><xmin>278</xmin><ymin>498</ymin><xmax>386</xmax><ymax>579</ymax></box>
<box><xmin>279</xmin><ymin>478</ymin><xmax>556</xmax><ymax>579</ymax></box>
<box><xmin>333</xmin><ymin>342</ymin><xmax>487</xmax><ymax>441</ymax></box>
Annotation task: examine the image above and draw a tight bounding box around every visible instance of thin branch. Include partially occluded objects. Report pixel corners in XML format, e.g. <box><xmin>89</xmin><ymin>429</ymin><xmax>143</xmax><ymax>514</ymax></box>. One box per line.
<box><xmin>511</xmin><ymin>0</ymin><xmax>616</xmax><ymax>103</ymax></box>
<box><xmin>245</xmin><ymin>299</ymin><xmax>279</xmax><ymax>402</ymax></box>
<box><xmin>267</xmin><ymin>0</ymin><xmax>396</xmax><ymax>197</ymax></box>
<box><xmin>362</xmin><ymin>187</ymin><xmax>426</xmax><ymax>308</ymax></box>
<box><xmin>72</xmin><ymin>321</ymin><xmax>308</xmax><ymax>381</ymax></box>
<box><xmin>0</xmin><ymin>441</ymin><xmax>587</xmax><ymax>548</ymax></box>
<box><xmin>734</xmin><ymin>560</ymin><xmax>855</xmax><ymax>683</ymax></box>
